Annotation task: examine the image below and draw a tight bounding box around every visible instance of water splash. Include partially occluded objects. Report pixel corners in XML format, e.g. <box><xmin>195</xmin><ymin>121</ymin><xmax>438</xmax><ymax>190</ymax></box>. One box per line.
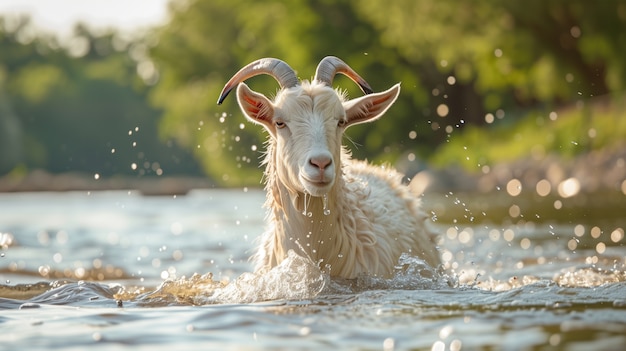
<box><xmin>202</xmin><ymin>250</ymin><xmax>326</xmax><ymax>304</ymax></box>
<box><xmin>302</xmin><ymin>192</ymin><xmax>312</xmax><ymax>217</ymax></box>
<box><xmin>355</xmin><ymin>253</ymin><xmax>457</xmax><ymax>291</ymax></box>
<box><xmin>2</xmin><ymin>251</ymin><xmax>625</xmax><ymax>309</ymax></box>
<box><xmin>132</xmin><ymin>273</ymin><xmax>222</xmax><ymax>306</ymax></box>
<box><xmin>322</xmin><ymin>194</ymin><xmax>330</xmax><ymax>216</ymax></box>
<box><xmin>134</xmin><ymin>253</ymin><xmax>456</xmax><ymax>305</ymax></box>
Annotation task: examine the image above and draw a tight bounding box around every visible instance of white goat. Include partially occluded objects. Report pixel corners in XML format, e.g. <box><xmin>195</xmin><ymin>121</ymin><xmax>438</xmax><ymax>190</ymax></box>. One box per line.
<box><xmin>217</xmin><ymin>56</ymin><xmax>440</xmax><ymax>278</ymax></box>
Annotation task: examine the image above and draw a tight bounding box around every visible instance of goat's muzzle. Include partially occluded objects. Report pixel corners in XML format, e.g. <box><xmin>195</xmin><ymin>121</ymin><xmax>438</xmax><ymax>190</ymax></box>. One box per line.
<box><xmin>300</xmin><ymin>152</ymin><xmax>335</xmax><ymax>196</ymax></box>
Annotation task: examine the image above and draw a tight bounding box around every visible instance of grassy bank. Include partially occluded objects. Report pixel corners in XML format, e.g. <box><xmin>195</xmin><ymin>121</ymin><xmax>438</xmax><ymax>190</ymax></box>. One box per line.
<box><xmin>430</xmin><ymin>95</ymin><xmax>626</xmax><ymax>173</ymax></box>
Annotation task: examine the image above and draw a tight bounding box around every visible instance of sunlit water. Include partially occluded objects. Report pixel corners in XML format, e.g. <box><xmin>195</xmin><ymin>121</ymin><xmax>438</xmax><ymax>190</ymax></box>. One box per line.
<box><xmin>1</xmin><ymin>189</ymin><xmax>625</xmax><ymax>350</ymax></box>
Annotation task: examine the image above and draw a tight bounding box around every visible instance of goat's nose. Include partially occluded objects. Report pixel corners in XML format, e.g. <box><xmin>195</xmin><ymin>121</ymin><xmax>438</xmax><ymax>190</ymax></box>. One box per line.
<box><xmin>309</xmin><ymin>155</ymin><xmax>332</xmax><ymax>170</ymax></box>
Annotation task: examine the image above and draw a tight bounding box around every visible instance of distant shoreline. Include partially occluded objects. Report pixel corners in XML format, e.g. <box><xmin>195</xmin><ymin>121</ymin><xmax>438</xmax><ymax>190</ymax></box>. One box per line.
<box><xmin>414</xmin><ymin>146</ymin><xmax>626</xmax><ymax>196</ymax></box>
<box><xmin>2</xmin><ymin>146</ymin><xmax>625</xmax><ymax>196</ymax></box>
<box><xmin>0</xmin><ymin>170</ymin><xmax>217</xmax><ymax>196</ymax></box>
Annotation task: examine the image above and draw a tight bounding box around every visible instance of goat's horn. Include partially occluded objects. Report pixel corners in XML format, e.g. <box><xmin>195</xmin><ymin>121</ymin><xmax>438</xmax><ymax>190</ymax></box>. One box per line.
<box><xmin>217</xmin><ymin>58</ymin><xmax>299</xmax><ymax>105</ymax></box>
<box><xmin>314</xmin><ymin>56</ymin><xmax>373</xmax><ymax>95</ymax></box>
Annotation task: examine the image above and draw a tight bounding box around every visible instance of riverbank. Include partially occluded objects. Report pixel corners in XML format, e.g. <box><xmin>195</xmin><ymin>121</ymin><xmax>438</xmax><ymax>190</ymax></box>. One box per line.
<box><xmin>404</xmin><ymin>144</ymin><xmax>626</xmax><ymax>196</ymax></box>
<box><xmin>0</xmin><ymin>169</ymin><xmax>215</xmax><ymax>195</ymax></box>
<box><xmin>1</xmin><ymin>145</ymin><xmax>625</xmax><ymax>196</ymax></box>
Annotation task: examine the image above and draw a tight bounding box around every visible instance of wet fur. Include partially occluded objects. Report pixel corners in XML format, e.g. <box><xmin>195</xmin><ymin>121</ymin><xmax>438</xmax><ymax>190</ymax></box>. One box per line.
<box><xmin>243</xmin><ymin>81</ymin><xmax>440</xmax><ymax>278</ymax></box>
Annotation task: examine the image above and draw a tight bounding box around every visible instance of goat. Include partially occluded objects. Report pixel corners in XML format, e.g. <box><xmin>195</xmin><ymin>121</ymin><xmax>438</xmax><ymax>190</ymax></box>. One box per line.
<box><xmin>217</xmin><ymin>56</ymin><xmax>440</xmax><ymax>279</ymax></box>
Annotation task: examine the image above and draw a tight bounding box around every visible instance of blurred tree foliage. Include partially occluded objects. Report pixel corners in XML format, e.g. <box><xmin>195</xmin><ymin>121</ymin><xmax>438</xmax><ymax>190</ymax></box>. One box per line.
<box><xmin>357</xmin><ymin>0</ymin><xmax>626</xmax><ymax>106</ymax></box>
<box><xmin>149</xmin><ymin>0</ymin><xmax>429</xmax><ymax>185</ymax></box>
<box><xmin>2</xmin><ymin>0</ymin><xmax>625</xmax><ymax>185</ymax></box>
<box><xmin>0</xmin><ymin>16</ymin><xmax>201</xmax><ymax>178</ymax></box>
<box><xmin>150</xmin><ymin>0</ymin><xmax>626</xmax><ymax>185</ymax></box>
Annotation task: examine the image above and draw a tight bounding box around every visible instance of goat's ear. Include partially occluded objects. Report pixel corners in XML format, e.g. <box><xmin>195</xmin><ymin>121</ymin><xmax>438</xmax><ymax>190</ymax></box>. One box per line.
<box><xmin>343</xmin><ymin>83</ymin><xmax>400</xmax><ymax>127</ymax></box>
<box><xmin>236</xmin><ymin>83</ymin><xmax>276</xmax><ymax>132</ymax></box>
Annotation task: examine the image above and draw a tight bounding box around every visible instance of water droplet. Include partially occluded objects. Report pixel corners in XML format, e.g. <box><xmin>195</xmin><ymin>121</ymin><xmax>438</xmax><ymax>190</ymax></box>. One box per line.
<box><xmin>322</xmin><ymin>194</ymin><xmax>330</xmax><ymax>216</ymax></box>
<box><xmin>302</xmin><ymin>192</ymin><xmax>311</xmax><ymax>217</ymax></box>
<box><xmin>436</xmin><ymin>104</ymin><xmax>449</xmax><ymax>117</ymax></box>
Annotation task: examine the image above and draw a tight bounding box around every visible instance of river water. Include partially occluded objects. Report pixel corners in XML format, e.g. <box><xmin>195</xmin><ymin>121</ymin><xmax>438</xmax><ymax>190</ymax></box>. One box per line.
<box><xmin>0</xmin><ymin>188</ymin><xmax>625</xmax><ymax>350</ymax></box>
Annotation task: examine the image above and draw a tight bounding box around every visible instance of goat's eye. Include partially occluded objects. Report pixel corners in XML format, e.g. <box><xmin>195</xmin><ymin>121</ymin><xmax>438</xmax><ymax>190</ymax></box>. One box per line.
<box><xmin>275</xmin><ymin>121</ymin><xmax>286</xmax><ymax>129</ymax></box>
<box><xmin>337</xmin><ymin>119</ymin><xmax>347</xmax><ymax>127</ymax></box>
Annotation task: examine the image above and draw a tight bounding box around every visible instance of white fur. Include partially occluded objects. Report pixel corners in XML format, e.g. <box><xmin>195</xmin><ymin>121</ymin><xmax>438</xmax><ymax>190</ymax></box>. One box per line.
<box><xmin>235</xmin><ymin>79</ymin><xmax>440</xmax><ymax>279</ymax></box>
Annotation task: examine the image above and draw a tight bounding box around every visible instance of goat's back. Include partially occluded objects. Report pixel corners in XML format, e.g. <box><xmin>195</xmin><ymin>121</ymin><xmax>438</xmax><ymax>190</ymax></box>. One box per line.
<box><xmin>343</xmin><ymin>159</ymin><xmax>440</xmax><ymax>269</ymax></box>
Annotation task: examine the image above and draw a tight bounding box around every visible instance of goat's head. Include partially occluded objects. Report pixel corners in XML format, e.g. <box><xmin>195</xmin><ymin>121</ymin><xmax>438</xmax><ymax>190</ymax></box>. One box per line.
<box><xmin>217</xmin><ymin>56</ymin><xmax>400</xmax><ymax>197</ymax></box>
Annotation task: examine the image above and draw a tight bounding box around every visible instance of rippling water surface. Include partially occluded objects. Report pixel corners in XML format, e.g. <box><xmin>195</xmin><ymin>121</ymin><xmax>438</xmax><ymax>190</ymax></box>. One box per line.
<box><xmin>1</xmin><ymin>189</ymin><xmax>625</xmax><ymax>350</ymax></box>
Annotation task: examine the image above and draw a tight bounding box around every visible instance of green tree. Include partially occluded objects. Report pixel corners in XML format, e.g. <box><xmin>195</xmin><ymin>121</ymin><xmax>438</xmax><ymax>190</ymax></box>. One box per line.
<box><xmin>355</xmin><ymin>0</ymin><xmax>626</xmax><ymax>169</ymax></box>
<box><xmin>149</xmin><ymin>0</ymin><xmax>626</xmax><ymax>186</ymax></box>
<box><xmin>0</xmin><ymin>68</ymin><xmax>22</xmax><ymax>174</ymax></box>
<box><xmin>356</xmin><ymin>0</ymin><xmax>626</xmax><ymax>107</ymax></box>
<box><xmin>0</xmin><ymin>16</ymin><xmax>201</xmax><ymax>179</ymax></box>
<box><xmin>150</xmin><ymin>0</ymin><xmax>442</xmax><ymax>186</ymax></box>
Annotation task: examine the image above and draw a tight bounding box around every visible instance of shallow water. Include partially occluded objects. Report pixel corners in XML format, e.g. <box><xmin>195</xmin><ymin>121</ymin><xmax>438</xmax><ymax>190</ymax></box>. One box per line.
<box><xmin>1</xmin><ymin>189</ymin><xmax>625</xmax><ymax>350</ymax></box>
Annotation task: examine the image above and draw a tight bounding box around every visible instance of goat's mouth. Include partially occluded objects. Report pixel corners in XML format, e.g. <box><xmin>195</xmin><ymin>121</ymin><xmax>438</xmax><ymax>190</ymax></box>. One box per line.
<box><xmin>301</xmin><ymin>176</ymin><xmax>334</xmax><ymax>195</ymax></box>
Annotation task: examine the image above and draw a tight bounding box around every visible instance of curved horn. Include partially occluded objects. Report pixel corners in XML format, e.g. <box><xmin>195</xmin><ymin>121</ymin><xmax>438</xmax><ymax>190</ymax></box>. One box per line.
<box><xmin>217</xmin><ymin>58</ymin><xmax>299</xmax><ymax>105</ymax></box>
<box><xmin>314</xmin><ymin>56</ymin><xmax>373</xmax><ymax>95</ymax></box>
